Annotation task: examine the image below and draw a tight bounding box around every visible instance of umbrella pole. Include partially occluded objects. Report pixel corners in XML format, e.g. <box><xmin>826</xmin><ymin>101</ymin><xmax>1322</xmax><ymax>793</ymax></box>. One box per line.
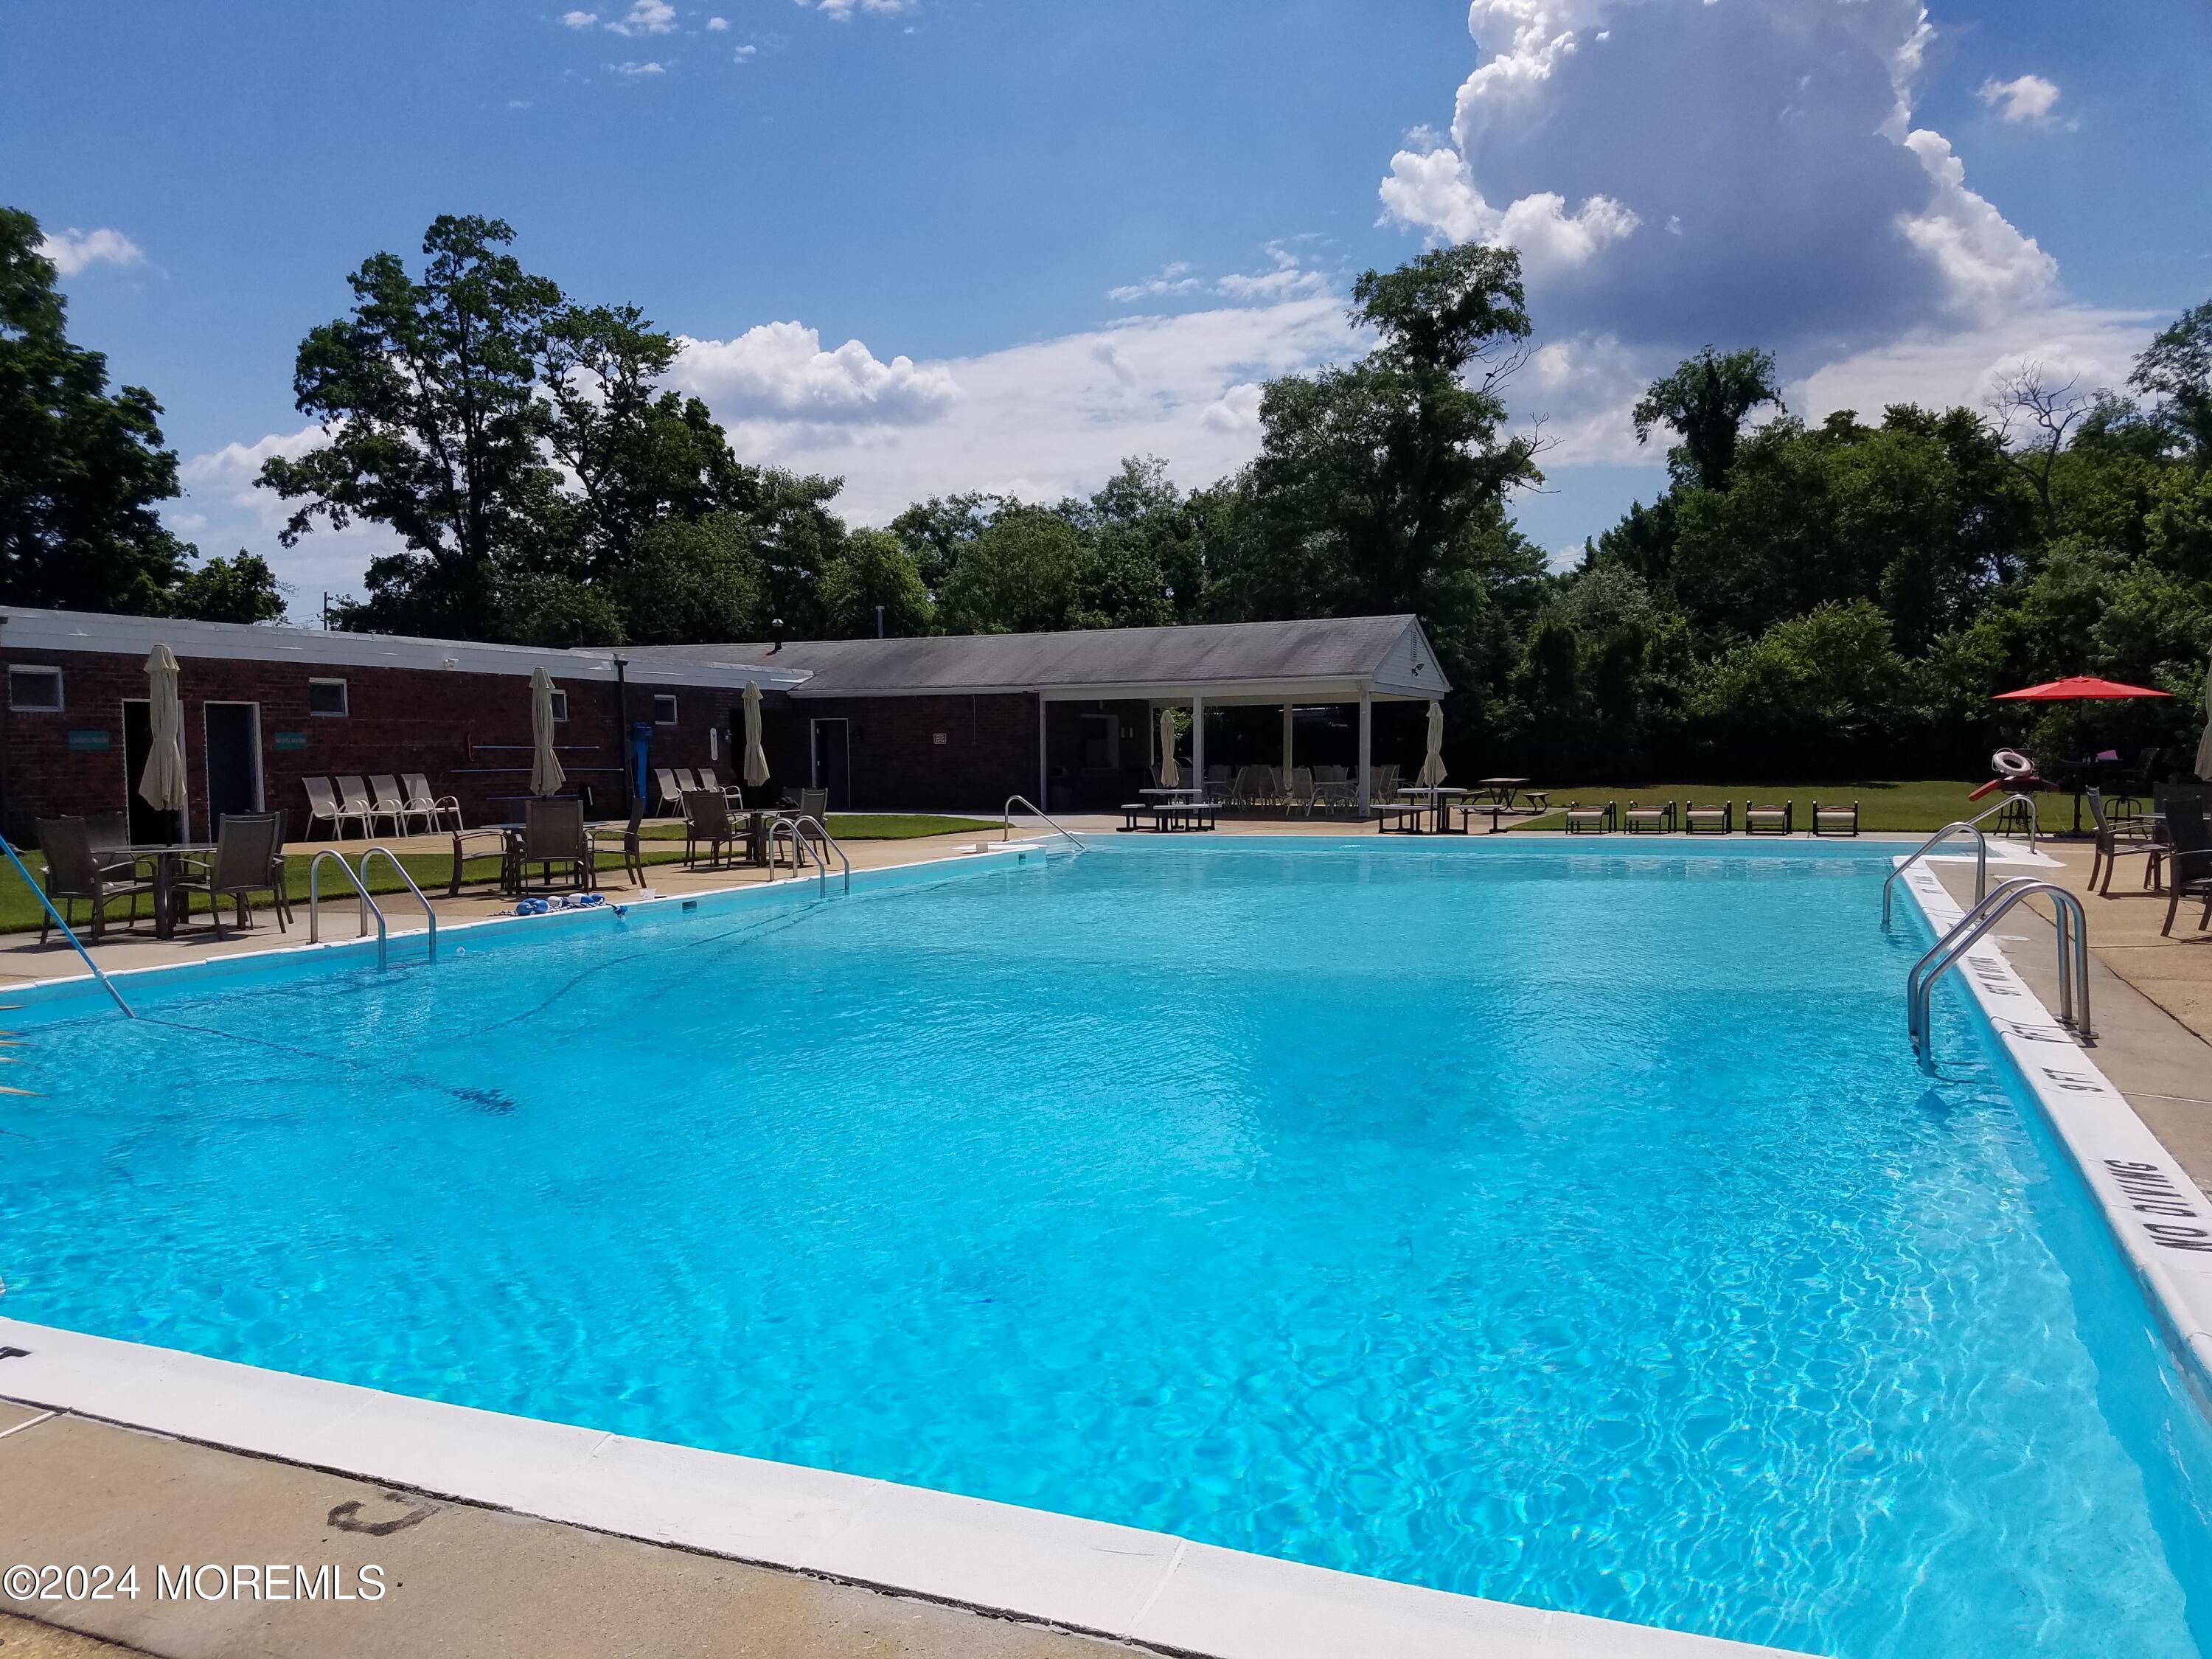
<box><xmin>0</xmin><ymin>834</ymin><xmax>136</xmax><ymax>1018</ymax></box>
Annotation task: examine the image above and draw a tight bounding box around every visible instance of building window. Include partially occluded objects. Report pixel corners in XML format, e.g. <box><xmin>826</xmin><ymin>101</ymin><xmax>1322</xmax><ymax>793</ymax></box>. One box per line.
<box><xmin>308</xmin><ymin>678</ymin><xmax>349</xmax><ymax>717</ymax></box>
<box><xmin>652</xmin><ymin>694</ymin><xmax>678</xmax><ymax>725</ymax></box>
<box><xmin>550</xmin><ymin>689</ymin><xmax>569</xmax><ymax>723</ymax></box>
<box><xmin>7</xmin><ymin>666</ymin><xmax>63</xmax><ymax>712</ymax></box>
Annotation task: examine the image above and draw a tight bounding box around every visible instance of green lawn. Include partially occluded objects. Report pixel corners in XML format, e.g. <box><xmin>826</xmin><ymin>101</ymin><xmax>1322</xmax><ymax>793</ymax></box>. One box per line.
<box><xmin>637</xmin><ymin>813</ymin><xmax>1003</xmax><ymax>842</ymax></box>
<box><xmin>1509</xmin><ymin>779</ymin><xmax>2020</xmax><ymax>835</ymax></box>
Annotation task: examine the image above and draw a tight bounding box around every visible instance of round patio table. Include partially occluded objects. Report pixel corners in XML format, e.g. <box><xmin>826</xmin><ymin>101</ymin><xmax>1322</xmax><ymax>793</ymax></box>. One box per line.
<box><xmin>114</xmin><ymin>843</ymin><xmax>215</xmax><ymax>939</ymax></box>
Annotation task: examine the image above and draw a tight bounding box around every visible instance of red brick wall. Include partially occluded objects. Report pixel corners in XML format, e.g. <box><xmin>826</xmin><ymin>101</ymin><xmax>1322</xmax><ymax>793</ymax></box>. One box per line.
<box><xmin>759</xmin><ymin>692</ymin><xmax>1042</xmax><ymax>813</ymax></box>
<box><xmin>0</xmin><ymin>645</ymin><xmax>745</xmax><ymax>844</ymax></box>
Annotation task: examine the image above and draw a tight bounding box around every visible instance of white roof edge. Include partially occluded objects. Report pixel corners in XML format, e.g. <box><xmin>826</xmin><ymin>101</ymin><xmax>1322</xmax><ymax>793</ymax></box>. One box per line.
<box><xmin>0</xmin><ymin>606</ymin><xmax>810</xmax><ymax>693</ymax></box>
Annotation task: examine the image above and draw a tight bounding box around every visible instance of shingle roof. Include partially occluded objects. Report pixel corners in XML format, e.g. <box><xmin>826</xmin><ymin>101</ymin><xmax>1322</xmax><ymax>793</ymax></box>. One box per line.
<box><xmin>625</xmin><ymin>614</ymin><xmax>1448</xmax><ymax>700</ymax></box>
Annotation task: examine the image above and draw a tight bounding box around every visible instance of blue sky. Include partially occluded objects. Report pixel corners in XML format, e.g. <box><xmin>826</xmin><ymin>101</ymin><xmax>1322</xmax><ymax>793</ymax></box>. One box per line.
<box><xmin>6</xmin><ymin>0</ymin><xmax>2209</xmax><ymax>610</ymax></box>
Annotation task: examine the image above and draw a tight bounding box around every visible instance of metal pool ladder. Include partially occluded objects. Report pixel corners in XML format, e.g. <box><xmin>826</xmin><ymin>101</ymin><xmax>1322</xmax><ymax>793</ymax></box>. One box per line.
<box><xmin>307</xmin><ymin>848</ymin><xmax>437</xmax><ymax>968</ymax></box>
<box><xmin>768</xmin><ymin>815</ymin><xmax>849</xmax><ymax>894</ymax></box>
<box><xmin>1001</xmin><ymin>795</ymin><xmax>1085</xmax><ymax>853</ymax></box>
<box><xmin>1882</xmin><ymin>821</ymin><xmax>1989</xmax><ymax>926</ymax></box>
<box><xmin>1907</xmin><ymin>877</ymin><xmax>2091</xmax><ymax>1068</ymax></box>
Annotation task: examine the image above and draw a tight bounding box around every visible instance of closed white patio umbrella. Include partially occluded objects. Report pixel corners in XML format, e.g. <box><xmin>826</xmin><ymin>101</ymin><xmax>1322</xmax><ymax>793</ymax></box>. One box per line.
<box><xmin>2196</xmin><ymin>656</ymin><xmax>2212</xmax><ymax>781</ymax></box>
<box><xmin>138</xmin><ymin>644</ymin><xmax>188</xmax><ymax>829</ymax></box>
<box><xmin>1416</xmin><ymin>700</ymin><xmax>1447</xmax><ymax>788</ymax></box>
<box><xmin>529</xmin><ymin>667</ymin><xmax>566</xmax><ymax>798</ymax></box>
<box><xmin>1157</xmin><ymin>706</ymin><xmax>1180</xmax><ymax>789</ymax></box>
<box><xmin>742</xmin><ymin>679</ymin><xmax>771</xmax><ymax>790</ymax></box>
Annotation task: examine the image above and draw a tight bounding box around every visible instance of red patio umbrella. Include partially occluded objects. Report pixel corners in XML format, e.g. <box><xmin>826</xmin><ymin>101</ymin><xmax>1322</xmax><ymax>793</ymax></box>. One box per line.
<box><xmin>1992</xmin><ymin>675</ymin><xmax>2172</xmax><ymax>701</ymax></box>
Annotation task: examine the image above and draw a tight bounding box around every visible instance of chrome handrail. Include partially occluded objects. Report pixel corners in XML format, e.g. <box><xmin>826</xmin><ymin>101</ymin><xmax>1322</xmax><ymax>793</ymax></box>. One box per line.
<box><xmin>1967</xmin><ymin>790</ymin><xmax>2038</xmax><ymax>849</ymax></box>
<box><xmin>1001</xmin><ymin>795</ymin><xmax>1085</xmax><ymax>852</ymax></box>
<box><xmin>0</xmin><ymin>832</ymin><xmax>134</xmax><ymax>1017</ymax></box>
<box><xmin>358</xmin><ymin>846</ymin><xmax>438</xmax><ymax>961</ymax></box>
<box><xmin>307</xmin><ymin>849</ymin><xmax>389</xmax><ymax>968</ymax></box>
<box><xmin>1882</xmin><ymin>821</ymin><xmax>1988</xmax><ymax>927</ymax></box>
<box><xmin>1907</xmin><ymin>877</ymin><xmax>2092</xmax><ymax>1067</ymax></box>
<box><xmin>768</xmin><ymin>814</ymin><xmax>849</xmax><ymax>894</ymax></box>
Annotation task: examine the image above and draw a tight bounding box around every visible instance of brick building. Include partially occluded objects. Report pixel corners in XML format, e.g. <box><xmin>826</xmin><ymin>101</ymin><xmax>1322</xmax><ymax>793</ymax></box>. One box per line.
<box><xmin>1</xmin><ymin>606</ymin><xmax>1450</xmax><ymax>840</ymax></box>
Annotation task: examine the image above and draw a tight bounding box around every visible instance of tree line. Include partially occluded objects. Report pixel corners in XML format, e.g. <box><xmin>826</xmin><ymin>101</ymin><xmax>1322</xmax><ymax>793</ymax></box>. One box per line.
<box><xmin>4</xmin><ymin>205</ymin><xmax>2208</xmax><ymax>780</ymax></box>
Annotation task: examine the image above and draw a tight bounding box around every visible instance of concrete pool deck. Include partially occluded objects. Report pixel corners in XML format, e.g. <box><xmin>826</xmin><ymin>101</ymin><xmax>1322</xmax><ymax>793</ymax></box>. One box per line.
<box><xmin>4</xmin><ymin>820</ymin><xmax>2207</xmax><ymax>1659</ymax></box>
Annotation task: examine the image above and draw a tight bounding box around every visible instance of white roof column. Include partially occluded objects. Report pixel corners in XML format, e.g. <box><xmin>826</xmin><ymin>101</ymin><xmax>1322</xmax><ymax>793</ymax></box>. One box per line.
<box><xmin>1192</xmin><ymin>692</ymin><xmax>1206</xmax><ymax>800</ymax></box>
<box><xmin>1281</xmin><ymin>703</ymin><xmax>1294</xmax><ymax>790</ymax></box>
<box><xmin>1357</xmin><ymin>688</ymin><xmax>1372</xmax><ymax>817</ymax></box>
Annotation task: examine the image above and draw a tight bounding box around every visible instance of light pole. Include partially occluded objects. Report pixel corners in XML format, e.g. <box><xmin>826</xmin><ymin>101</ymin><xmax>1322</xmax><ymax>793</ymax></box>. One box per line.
<box><xmin>613</xmin><ymin>655</ymin><xmax>631</xmax><ymax>817</ymax></box>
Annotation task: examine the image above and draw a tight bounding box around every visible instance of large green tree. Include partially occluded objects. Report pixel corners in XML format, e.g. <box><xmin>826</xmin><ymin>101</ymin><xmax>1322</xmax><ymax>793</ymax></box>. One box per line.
<box><xmin>1632</xmin><ymin>346</ymin><xmax>1782</xmax><ymax>493</ymax></box>
<box><xmin>2129</xmin><ymin>299</ymin><xmax>2212</xmax><ymax>467</ymax></box>
<box><xmin>260</xmin><ymin>215</ymin><xmax>565</xmax><ymax>636</ymax></box>
<box><xmin>0</xmin><ymin>208</ymin><xmax>197</xmax><ymax>613</ymax></box>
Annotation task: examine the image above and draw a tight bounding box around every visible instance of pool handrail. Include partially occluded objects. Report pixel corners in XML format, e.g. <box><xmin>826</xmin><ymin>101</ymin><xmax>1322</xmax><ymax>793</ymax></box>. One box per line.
<box><xmin>1882</xmin><ymin>821</ymin><xmax>1988</xmax><ymax>927</ymax></box>
<box><xmin>1001</xmin><ymin>796</ymin><xmax>1085</xmax><ymax>853</ymax></box>
<box><xmin>768</xmin><ymin>814</ymin><xmax>849</xmax><ymax>894</ymax></box>
<box><xmin>307</xmin><ymin>849</ymin><xmax>390</xmax><ymax>968</ymax></box>
<box><xmin>1966</xmin><ymin>790</ymin><xmax>2039</xmax><ymax>849</ymax></box>
<box><xmin>0</xmin><ymin>831</ymin><xmax>135</xmax><ymax>1018</ymax></box>
<box><xmin>357</xmin><ymin>846</ymin><xmax>438</xmax><ymax>961</ymax></box>
<box><xmin>1907</xmin><ymin>877</ymin><xmax>2092</xmax><ymax>1067</ymax></box>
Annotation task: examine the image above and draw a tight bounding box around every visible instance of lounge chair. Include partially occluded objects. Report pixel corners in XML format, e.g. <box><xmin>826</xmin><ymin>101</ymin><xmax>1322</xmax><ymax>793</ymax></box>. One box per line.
<box><xmin>1683</xmin><ymin>800</ymin><xmax>1733</xmax><ymax>835</ymax></box>
<box><xmin>402</xmin><ymin>772</ymin><xmax>463</xmax><ymax>833</ymax></box>
<box><xmin>2160</xmin><ymin>800</ymin><xmax>2211</xmax><ymax>936</ymax></box>
<box><xmin>172</xmin><ymin>813</ymin><xmax>288</xmax><ymax>939</ymax></box>
<box><xmin>34</xmin><ymin>817</ymin><xmax>154</xmax><ymax>944</ymax></box>
<box><xmin>684</xmin><ymin>790</ymin><xmax>740</xmax><ymax>869</ymax></box>
<box><xmin>1810</xmin><ymin>800</ymin><xmax>1860</xmax><ymax>838</ymax></box>
<box><xmin>1744</xmin><ymin>799</ymin><xmax>1793</xmax><ymax>836</ymax></box>
<box><xmin>303</xmin><ymin>776</ymin><xmax>363</xmax><ymax>840</ymax></box>
<box><xmin>2088</xmin><ymin>787</ymin><xmax>2163</xmax><ymax>895</ymax></box>
<box><xmin>1563</xmin><ymin>801</ymin><xmax>1617</xmax><ymax>834</ymax></box>
<box><xmin>1623</xmin><ymin>800</ymin><xmax>1676</xmax><ymax>833</ymax></box>
<box><xmin>653</xmin><ymin>768</ymin><xmax>687</xmax><ymax>818</ymax></box>
<box><xmin>369</xmin><ymin>774</ymin><xmax>417</xmax><ymax>836</ymax></box>
<box><xmin>674</xmin><ymin>768</ymin><xmax>703</xmax><ymax>796</ymax></box>
<box><xmin>335</xmin><ymin>776</ymin><xmax>383</xmax><ymax>838</ymax></box>
<box><xmin>517</xmin><ymin>798</ymin><xmax>594</xmax><ymax>892</ymax></box>
<box><xmin>1285</xmin><ymin>768</ymin><xmax>1316</xmax><ymax>817</ymax></box>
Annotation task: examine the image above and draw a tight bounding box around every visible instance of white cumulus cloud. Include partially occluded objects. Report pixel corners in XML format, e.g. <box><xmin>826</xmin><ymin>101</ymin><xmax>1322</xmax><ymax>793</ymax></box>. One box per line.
<box><xmin>671</xmin><ymin>321</ymin><xmax>961</xmax><ymax>425</ymax></box>
<box><xmin>605</xmin><ymin>0</ymin><xmax>675</xmax><ymax>35</ymax></box>
<box><xmin>803</xmin><ymin>0</ymin><xmax>910</xmax><ymax>18</ymax></box>
<box><xmin>36</xmin><ymin>227</ymin><xmax>145</xmax><ymax>277</ymax></box>
<box><xmin>559</xmin><ymin>9</ymin><xmax>598</xmax><ymax>26</ymax></box>
<box><xmin>612</xmin><ymin>59</ymin><xmax>667</xmax><ymax>75</ymax></box>
<box><xmin>705</xmin><ymin>14</ymin><xmax>729</xmax><ymax>28</ymax></box>
<box><xmin>1978</xmin><ymin>74</ymin><xmax>2062</xmax><ymax>126</ymax></box>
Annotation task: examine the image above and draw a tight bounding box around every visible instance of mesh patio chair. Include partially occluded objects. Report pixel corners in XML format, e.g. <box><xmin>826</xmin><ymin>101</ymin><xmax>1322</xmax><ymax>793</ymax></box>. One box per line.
<box><xmin>303</xmin><ymin>776</ymin><xmax>362</xmax><ymax>840</ymax></box>
<box><xmin>2088</xmin><ymin>787</ymin><xmax>2163</xmax><ymax>895</ymax></box>
<box><xmin>173</xmin><ymin>813</ymin><xmax>288</xmax><ymax>939</ymax></box>
<box><xmin>335</xmin><ymin>776</ymin><xmax>383</xmax><ymax>838</ymax></box>
<box><xmin>369</xmin><ymin>774</ymin><xmax>418</xmax><ymax>835</ymax></box>
<box><xmin>591</xmin><ymin>802</ymin><xmax>650</xmax><ymax>888</ymax></box>
<box><xmin>34</xmin><ymin>817</ymin><xmax>154</xmax><ymax>945</ymax></box>
<box><xmin>682</xmin><ymin>790</ymin><xmax>740</xmax><ymax>870</ymax></box>
<box><xmin>2160</xmin><ymin>799</ymin><xmax>2212</xmax><ymax>936</ymax></box>
<box><xmin>518</xmin><ymin>798</ymin><xmax>594</xmax><ymax>892</ymax></box>
<box><xmin>653</xmin><ymin>768</ymin><xmax>687</xmax><ymax>818</ymax></box>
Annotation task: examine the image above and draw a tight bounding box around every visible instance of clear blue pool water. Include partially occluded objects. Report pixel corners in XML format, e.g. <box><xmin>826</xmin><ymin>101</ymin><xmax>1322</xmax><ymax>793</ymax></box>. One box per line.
<box><xmin>5</xmin><ymin>841</ymin><xmax>2211</xmax><ymax>1656</ymax></box>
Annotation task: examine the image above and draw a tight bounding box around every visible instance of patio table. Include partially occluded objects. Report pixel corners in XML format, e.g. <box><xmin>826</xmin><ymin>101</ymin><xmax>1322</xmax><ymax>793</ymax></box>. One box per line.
<box><xmin>1394</xmin><ymin>787</ymin><xmax>1472</xmax><ymax>834</ymax></box>
<box><xmin>114</xmin><ymin>843</ymin><xmax>215</xmax><ymax>940</ymax></box>
<box><xmin>1475</xmin><ymin>777</ymin><xmax>1531</xmax><ymax>810</ymax></box>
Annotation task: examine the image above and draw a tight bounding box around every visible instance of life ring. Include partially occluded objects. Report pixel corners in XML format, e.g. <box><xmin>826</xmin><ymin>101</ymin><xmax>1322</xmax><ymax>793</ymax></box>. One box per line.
<box><xmin>1992</xmin><ymin>748</ymin><xmax>2035</xmax><ymax>779</ymax></box>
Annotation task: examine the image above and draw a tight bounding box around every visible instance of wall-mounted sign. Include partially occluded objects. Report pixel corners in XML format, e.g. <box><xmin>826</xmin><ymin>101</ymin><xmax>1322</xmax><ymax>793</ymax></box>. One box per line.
<box><xmin>66</xmin><ymin>730</ymin><xmax>111</xmax><ymax>751</ymax></box>
<box><xmin>273</xmin><ymin>731</ymin><xmax>308</xmax><ymax>751</ymax></box>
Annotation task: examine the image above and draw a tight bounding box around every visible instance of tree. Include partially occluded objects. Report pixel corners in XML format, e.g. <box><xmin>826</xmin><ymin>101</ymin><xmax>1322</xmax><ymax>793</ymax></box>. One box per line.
<box><xmin>0</xmin><ymin>207</ymin><xmax>198</xmax><ymax>613</ymax></box>
<box><xmin>818</xmin><ymin>528</ymin><xmax>933</xmax><ymax>638</ymax></box>
<box><xmin>936</xmin><ymin>509</ymin><xmax>1093</xmax><ymax>634</ymax></box>
<box><xmin>2129</xmin><ymin>299</ymin><xmax>2212</xmax><ymax>467</ymax></box>
<box><xmin>1986</xmin><ymin>360</ymin><xmax>2090</xmax><ymax>534</ymax></box>
<box><xmin>171</xmin><ymin>550</ymin><xmax>288</xmax><ymax>624</ymax></box>
<box><xmin>260</xmin><ymin>215</ymin><xmax>564</xmax><ymax>636</ymax></box>
<box><xmin>1632</xmin><ymin>347</ymin><xmax>1782</xmax><ymax>493</ymax></box>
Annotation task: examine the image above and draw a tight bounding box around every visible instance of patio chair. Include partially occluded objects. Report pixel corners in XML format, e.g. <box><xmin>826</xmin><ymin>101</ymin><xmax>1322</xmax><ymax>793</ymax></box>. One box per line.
<box><xmin>1683</xmin><ymin>800</ymin><xmax>1733</xmax><ymax>835</ymax></box>
<box><xmin>302</xmin><ymin>776</ymin><xmax>362</xmax><ymax>840</ymax></box>
<box><xmin>1744</xmin><ymin>799</ymin><xmax>1794</xmax><ymax>836</ymax></box>
<box><xmin>402</xmin><ymin>772</ymin><xmax>463</xmax><ymax>833</ymax></box>
<box><xmin>517</xmin><ymin>797</ymin><xmax>594</xmax><ymax>892</ymax></box>
<box><xmin>796</xmin><ymin>787</ymin><xmax>829</xmax><ymax>824</ymax></box>
<box><xmin>1371</xmin><ymin>765</ymin><xmax>1400</xmax><ymax>804</ymax></box>
<box><xmin>172</xmin><ymin>813</ymin><xmax>288</xmax><ymax>939</ymax></box>
<box><xmin>2088</xmin><ymin>787</ymin><xmax>2163</xmax><ymax>896</ymax></box>
<box><xmin>85</xmin><ymin>810</ymin><xmax>130</xmax><ymax>853</ymax></box>
<box><xmin>369</xmin><ymin>774</ymin><xmax>418</xmax><ymax>835</ymax></box>
<box><xmin>653</xmin><ymin>768</ymin><xmax>687</xmax><ymax>818</ymax></box>
<box><xmin>1284</xmin><ymin>768</ymin><xmax>1317</xmax><ymax>817</ymax></box>
<box><xmin>590</xmin><ymin>802</ymin><xmax>650</xmax><ymax>888</ymax></box>
<box><xmin>1623</xmin><ymin>799</ymin><xmax>1677</xmax><ymax>834</ymax></box>
<box><xmin>683</xmin><ymin>790</ymin><xmax>740</xmax><ymax>870</ymax></box>
<box><xmin>34</xmin><ymin>817</ymin><xmax>155</xmax><ymax>945</ymax></box>
<box><xmin>2160</xmin><ymin>800</ymin><xmax>2212</xmax><ymax>936</ymax></box>
<box><xmin>674</xmin><ymin>768</ymin><xmax>703</xmax><ymax>796</ymax></box>
<box><xmin>1205</xmin><ymin>764</ymin><xmax>1232</xmax><ymax>802</ymax></box>
<box><xmin>1563</xmin><ymin>801</ymin><xmax>1617</xmax><ymax>834</ymax></box>
<box><xmin>1810</xmin><ymin>800</ymin><xmax>1860</xmax><ymax>838</ymax></box>
<box><xmin>335</xmin><ymin>776</ymin><xmax>386</xmax><ymax>838</ymax></box>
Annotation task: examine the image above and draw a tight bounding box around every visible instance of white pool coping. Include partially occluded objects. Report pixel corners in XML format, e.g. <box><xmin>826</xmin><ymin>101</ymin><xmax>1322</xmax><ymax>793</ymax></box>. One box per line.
<box><xmin>1897</xmin><ymin>860</ymin><xmax>2212</xmax><ymax>1397</ymax></box>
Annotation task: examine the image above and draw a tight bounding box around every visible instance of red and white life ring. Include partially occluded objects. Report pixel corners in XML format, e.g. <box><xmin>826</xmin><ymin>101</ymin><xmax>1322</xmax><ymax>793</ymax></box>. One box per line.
<box><xmin>1992</xmin><ymin>748</ymin><xmax>2035</xmax><ymax>779</ymax></box>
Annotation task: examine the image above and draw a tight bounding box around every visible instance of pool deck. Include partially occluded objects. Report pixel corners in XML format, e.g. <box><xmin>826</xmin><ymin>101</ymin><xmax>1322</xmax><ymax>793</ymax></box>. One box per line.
<box><xmin>4</xmin><ymin>818</ymin><xmax>2208</xmax><ymax>1659</ymax></box>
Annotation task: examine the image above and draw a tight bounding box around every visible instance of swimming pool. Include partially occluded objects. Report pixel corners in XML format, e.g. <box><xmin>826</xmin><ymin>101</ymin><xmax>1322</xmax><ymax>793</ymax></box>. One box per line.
<box><xmin>4</xmin><ymin>841</ymin><xmax>2210</xmax><ymax>1656</ymax></box>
